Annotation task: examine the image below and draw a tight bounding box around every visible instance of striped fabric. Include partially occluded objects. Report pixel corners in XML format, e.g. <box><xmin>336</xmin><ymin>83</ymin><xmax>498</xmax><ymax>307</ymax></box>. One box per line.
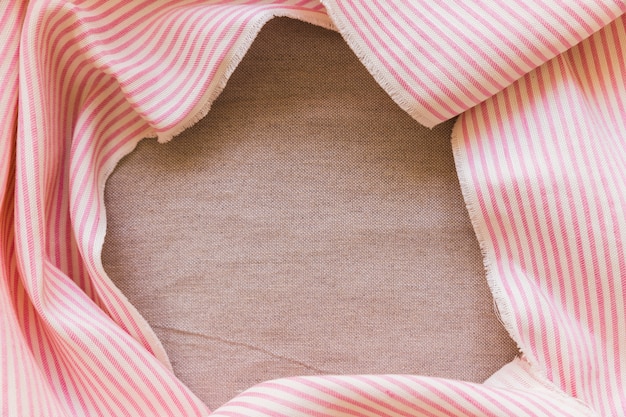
<box><xmin>1</xmin><ymin>1</ymin><xmax>624</xmax><ymax>416</ymax></box>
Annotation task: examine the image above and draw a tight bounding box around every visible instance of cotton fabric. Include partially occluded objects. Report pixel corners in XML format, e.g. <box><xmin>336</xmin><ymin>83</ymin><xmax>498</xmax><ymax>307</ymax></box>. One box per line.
<box><xmin>1</xmin><ymin>1</ymin><xmax>625</xmax><ymax>416</ymax></box>
<box><xmin>102</xmin><ymin>18</ymin><xmax>518</xmax><ymax>407</ymax></box>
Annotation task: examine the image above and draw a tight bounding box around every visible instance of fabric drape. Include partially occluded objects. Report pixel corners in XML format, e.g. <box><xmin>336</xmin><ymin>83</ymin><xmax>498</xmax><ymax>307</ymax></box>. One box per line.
<box><xmin>1</xmin><ymin>1</ymin><xmax>624</xmax><ymax>416</ymax></box>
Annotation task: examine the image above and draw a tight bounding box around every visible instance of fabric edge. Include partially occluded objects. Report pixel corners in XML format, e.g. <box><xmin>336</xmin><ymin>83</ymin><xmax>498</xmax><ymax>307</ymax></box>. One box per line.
<box><xmin>449</xmin><ymin>104</ymin><xmax>600</xmax><ymax>417</ymax></box>
<box><xmin>449</xmin><ymin>116</ymin><xmax>525</xmax><ymax>361</ymax></box>
<box><xmin>156</xmin><ymin>11</ymin><xmax>336</xmax><ymax>144</ymax></box>
<box><xmin>94</xmin><ymin>6</ymin><xmax>337</xmax><ymax>382</ymax></box>
<box><xmin>319</xmin><ymin>0</ymin><xmax>440</xmax><ymax>129</ymax></box>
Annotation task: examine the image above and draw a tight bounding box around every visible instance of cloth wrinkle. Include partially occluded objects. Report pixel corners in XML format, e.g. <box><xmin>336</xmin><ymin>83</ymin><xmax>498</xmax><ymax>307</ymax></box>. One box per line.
<box><xmin>1</xmin><ymin>1</ymin><xmax>625</xmax><ymax>416</ymax></box>
<box><xmin>152</xmin><ymin>324</ymin><xmax>330</xmax><ymax>375</ymax></box>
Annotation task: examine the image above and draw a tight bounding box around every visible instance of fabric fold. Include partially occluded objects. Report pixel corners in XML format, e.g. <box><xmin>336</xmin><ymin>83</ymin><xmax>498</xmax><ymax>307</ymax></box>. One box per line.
<box><xmin>1</xmin><ymin>0</ymin><xmax>625</xmax><ymax>416</ymax></box>
<box><xmin>452</xmin><ymin>14</ymin><xmax>626</xmax><ymax>413</ymax></box>
<box><xmin>210</xmin><ymin>361</ymin><xmax>596</xmax><ymax>416</ymax></box>
<box><xmin>322</xmin><ymin>0</ymin><xmax>626</xmax><ymax>127</ymax></box>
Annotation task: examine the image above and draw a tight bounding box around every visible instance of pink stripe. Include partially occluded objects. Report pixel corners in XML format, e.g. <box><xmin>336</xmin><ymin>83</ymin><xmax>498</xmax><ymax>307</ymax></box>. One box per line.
<box><xmin>259</xmin><ymin>379</ymin><xmax>377</xmax><ymax>416</ymax></box>
<box><xmin>340</xmin><ymin>0</ymin><xmax>459</xmax><ymax>117</ymax></box>
<box><xmin>290</xmin><ymin>377</ymin><xmax>398</xmax><ymax>416</ymax></box>
<box><xmin>563</xmin><ymin>39</ymin><xmax>623</xmax><ymax>414</ymax></box>
<box><xmin>45</xmin><ymin>267</ymin><xmax>200</xmax><ymax>415</ymax></box>
<box><xmin>146</xmin><ymin>4</ymin><xmax>330</xmax><ymax>130</ymax></box>
<box><xmin>4</xmin><ymin>1</ymin><xmax>626</xmax><ymax>416</ymax></box>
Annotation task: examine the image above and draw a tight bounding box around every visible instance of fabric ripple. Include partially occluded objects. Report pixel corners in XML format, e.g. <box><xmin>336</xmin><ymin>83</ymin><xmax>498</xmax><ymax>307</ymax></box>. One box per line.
<box><xmin>0</xmin><ymin>0</ymin><xmax>624</xmax><ymax>416</ymax></box>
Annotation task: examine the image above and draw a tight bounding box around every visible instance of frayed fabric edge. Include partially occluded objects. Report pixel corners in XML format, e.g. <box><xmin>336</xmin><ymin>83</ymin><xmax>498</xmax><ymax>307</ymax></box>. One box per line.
<box><xmin>319</xmin><ymin>0</ymin><xmax>439</xmax><ymax>129</ymax></box>
<box><xmin>449</xmin><ymin>115</ymin><xmax>599</xmax><ymax>417</ymax></box>
<box><xmin>449</xmin><ymin>114</ymin><xmax>528</xmax><ymax>364</ymax></box>
<box><xmin>155</xmin><ymin>10</ymin><xmax>336</xmax><ymax>144</ymax></box>
<box><xmin>94</xmin><ymin>9</ymin><xmax>337</xmax><ymax>371</ymax></box>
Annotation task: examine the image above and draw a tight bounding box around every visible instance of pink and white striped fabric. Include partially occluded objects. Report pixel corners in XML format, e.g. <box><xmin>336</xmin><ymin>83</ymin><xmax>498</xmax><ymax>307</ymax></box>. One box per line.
<box><xmin>1</xmin><ymin>0</ymin><xmax>625</xmax><ymax>416</ymax></box>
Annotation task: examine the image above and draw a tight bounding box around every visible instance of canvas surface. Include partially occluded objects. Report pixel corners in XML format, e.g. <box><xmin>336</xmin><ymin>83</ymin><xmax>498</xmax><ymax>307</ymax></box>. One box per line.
<box><xmin>102</xmin><ymin>18</ymin><xmax>518</xmax><ymax>408</ymax></box>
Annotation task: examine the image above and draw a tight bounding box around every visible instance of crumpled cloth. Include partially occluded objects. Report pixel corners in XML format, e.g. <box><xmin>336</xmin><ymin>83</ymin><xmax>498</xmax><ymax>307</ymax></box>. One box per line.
<box><xmin>1</xmin><ymin>1</ymin><xmax>625</xmax><ymax>416</ymax></box>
